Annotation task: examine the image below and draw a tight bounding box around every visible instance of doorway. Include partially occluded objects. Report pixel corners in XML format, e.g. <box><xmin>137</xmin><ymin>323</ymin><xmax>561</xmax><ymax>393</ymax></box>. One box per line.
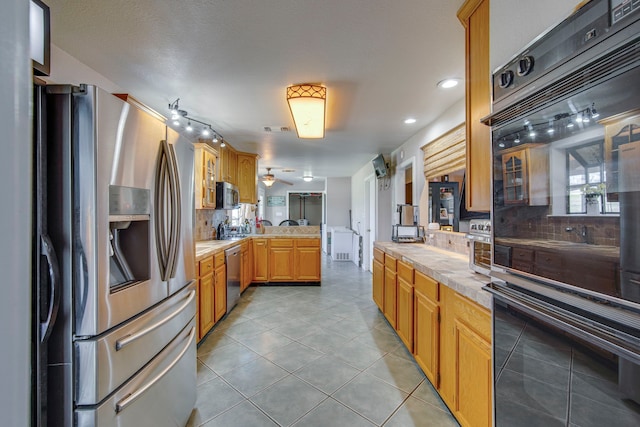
<box><xmin>364</xmin><ymin>174</ymin><xmax>376</xmax><ymax>272</ymax></box>
<box><xmin>287</xmin><ymin>192</ymin><xmax>324</xmax><ymax>225</ymax></box>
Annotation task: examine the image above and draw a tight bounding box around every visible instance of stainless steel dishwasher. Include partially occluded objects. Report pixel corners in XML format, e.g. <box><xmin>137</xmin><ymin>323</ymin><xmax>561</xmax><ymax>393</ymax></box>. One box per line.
<box><xmin>224</xmin><ymin>245</ymin><xmax>241</xmax><ymax>314</ymax></box>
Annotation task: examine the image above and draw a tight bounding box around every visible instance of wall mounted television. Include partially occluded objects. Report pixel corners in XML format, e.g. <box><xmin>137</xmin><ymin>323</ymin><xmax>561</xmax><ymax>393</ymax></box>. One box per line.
<box><xmin>372</xmin><ymin>154</ymin><xmax>389</xmax><ymax>179</ymax></box>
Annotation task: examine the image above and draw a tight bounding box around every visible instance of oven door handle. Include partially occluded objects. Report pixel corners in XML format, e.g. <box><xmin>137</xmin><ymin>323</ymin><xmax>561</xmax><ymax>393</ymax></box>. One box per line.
<box><xmin>115</xmin><ymin>326</ymin><xmax>195</xmax><ymax>413</ymax></box>
<box><xmin>485</xmin><ymin>282</ymin><xmax>640</xmax><ymax>364</ymax></box>
<box><xmin>115</xmin><ymin>288</ymin><xmax>195</xmax><ymax>351</ymax></box>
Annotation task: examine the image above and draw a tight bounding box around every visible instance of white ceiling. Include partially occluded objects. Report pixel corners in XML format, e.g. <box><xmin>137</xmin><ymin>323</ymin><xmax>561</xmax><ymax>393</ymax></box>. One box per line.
<box><xmin>46</xmin><ymin>0</ymin><xmax>466</xmax><ymax>182</ymax></box>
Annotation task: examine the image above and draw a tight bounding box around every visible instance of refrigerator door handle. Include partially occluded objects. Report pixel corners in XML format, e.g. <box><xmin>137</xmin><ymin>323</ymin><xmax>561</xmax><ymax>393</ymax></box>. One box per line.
<box><xmin>115</xmin><ymin>326</ymin><xmax>195</xmax><ymax>413</ymax></box>
<box><xmin>40</xmin><ymin>234</ymin><xmax>60</xmax><ymax>342</ymax></box>
<box><xmin>167</xmin><ymin>143</ymin><xmax>181</xmax><ymax>279</ymax></box>
<box><xmin>115</xmin><ymin>288</ymin><xmax>195</xmax><ymax>351</ymax></box>
<box><xmin>155</xmin><ymin>141</ymin><xmax>170</xmax><ymax>281</ymax></box>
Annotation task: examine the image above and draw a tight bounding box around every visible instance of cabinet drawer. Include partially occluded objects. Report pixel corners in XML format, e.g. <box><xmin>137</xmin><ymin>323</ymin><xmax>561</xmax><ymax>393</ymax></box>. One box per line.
<box><xmin>296</xmin><ymin>238</ymin><xmax>320</xmax><ymax>247</ymax></box>
<box><xmin>415</xmin><ymin>271</ymin><xmax>438</xmax><ymax>301</ymax></box>
<box><xmin>214</xmin><ymin>251</ymin><xmax>225</xmax><ymax>267</ymax></box>
<box><xmin>511</xmin><ymin>260</ymin><xmax>533</xmax><ymax>273</ymax></box>
<box><xmin>269</xmin><ymin>239</ymin><xmax>294</xmax><ymax>248</ymax></box>
<box><xmin>199</xmin><ymin>256</ymin><xmax>214</xmax><ymax>277</ymax></box>
<box><xmin>397</xmin><ymin>261</ymin><xmax>414</xmax><ymax>283</ymax></box>
<box><xmin>385</xmin><ymin>254</ymin><xmax>397</xmax><ymax>270</ymax></box>
<box><xmin>374</xmin><ymin>248</ymin><xmax>384</xmax><ymax>263</ymax></box>
<box><xmin>512</xmin><ymin>247</ymin><xmax>534</xmax><ymax>262</ymax></box>
<box><xmin>535</xmin><ymin>250</ymin><xmax>562</xmax><ymax>269</ymax></box>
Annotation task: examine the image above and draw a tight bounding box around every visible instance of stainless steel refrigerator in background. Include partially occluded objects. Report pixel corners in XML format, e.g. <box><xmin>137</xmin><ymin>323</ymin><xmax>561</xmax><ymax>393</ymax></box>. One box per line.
<box><xmin>33</xmin><ymin>83</ymin><xmax>196</xmax><ymax>427</ymax></box>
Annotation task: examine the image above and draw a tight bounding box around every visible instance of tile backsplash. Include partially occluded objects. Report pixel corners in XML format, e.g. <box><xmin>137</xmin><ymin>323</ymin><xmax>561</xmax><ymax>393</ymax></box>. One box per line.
<box><xmin>195</xmin><ymin>209</ymin><xmax>227</xmax><ymax>241</ymax></box>
<box><xmin>424</xmin><ymin>230</ymin><xmax>469</xmax><ymax>256</ymax></box>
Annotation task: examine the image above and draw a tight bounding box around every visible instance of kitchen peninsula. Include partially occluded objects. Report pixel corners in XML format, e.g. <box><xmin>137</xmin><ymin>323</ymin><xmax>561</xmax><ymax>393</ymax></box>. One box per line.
<box><xmin>194</xmin><ymin>226</ymin><xmax>321</xmax><ymax>341</ymax></box>
<box><xmin>373</xmin><ymin>241</ymin><xmax>492</xmax><ymax>427</ymax></box>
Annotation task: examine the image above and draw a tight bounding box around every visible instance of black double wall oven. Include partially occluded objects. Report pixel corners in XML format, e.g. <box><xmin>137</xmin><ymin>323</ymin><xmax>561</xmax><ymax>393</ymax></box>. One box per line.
<box><xmin>485</xmin><ymin>1</ymin><xmax>640</xmax><ymax>425</ymax></box>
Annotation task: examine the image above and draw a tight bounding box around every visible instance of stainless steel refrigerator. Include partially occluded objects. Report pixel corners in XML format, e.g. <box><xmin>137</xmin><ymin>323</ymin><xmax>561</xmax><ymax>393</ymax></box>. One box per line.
<box><xmin>33</xmin><ymin>83</ymin><xmax>196</xmax><ymax>427</ymax></box>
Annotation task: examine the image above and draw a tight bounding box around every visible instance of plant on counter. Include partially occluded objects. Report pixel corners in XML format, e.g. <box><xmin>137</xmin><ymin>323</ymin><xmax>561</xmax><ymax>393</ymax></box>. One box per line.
<box><xmin>581</xmin><ymin>183</ymin><xmax>606</xmax><ymax>202</ymax></box>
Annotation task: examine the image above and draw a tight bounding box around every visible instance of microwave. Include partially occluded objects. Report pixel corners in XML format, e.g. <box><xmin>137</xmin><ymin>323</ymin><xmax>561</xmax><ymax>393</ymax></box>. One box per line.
<box><xmin>215</xmin><ymin>182</ymin><xmax>240</xmax><ymax>210</ymax></box>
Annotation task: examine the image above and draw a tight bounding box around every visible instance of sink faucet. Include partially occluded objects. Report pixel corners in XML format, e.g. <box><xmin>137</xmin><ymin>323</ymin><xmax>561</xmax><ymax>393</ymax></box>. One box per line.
<box><xmin>565</xmin><ymin>225</ymin><xmax>588</xmax><ymax>244</ymax></box>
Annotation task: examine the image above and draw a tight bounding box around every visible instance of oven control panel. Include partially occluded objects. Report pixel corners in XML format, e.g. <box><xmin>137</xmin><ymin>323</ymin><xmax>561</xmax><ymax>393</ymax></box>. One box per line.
<box><xmin>493</xmin><ymin>0</ymin><xmax>609</xmax><ymax>106</ymax></box>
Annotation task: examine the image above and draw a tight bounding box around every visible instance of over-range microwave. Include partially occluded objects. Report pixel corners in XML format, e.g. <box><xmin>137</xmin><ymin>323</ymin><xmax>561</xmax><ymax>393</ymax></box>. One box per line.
<box><xmin>215</xmin><ymin>181</ymin><xmax>240</xmax><ymax>210</ymax></box>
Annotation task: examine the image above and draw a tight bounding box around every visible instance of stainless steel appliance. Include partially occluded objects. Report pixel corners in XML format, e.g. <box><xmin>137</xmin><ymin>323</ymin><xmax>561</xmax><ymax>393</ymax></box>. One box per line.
<box><xmin>224</xmin><ymin>245</ymin><xmax>242</xmax><ymax>313</ymax></box>
<box><xmin>215</xmin><ymin>181</ymin><xmax>240</xmax><ymax>210</ymax></box>
<box><xmin>465</xmin><ymin>219</ymin><xmax>491</xmax><ymax>275</ymax></box>
<box><xmin>34</xmin><ymin>84</ymin><xmax>196</xmax><ymax>427</ymax></box>
<box><xmin>484</xmin><ymin>1</ymin><xmax>640</xmax><ymax>424</ymax></box>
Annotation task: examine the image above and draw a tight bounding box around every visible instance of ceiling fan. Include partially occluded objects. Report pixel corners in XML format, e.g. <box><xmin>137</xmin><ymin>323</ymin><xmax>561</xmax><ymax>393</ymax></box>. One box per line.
<box><xmin>262</xmin><ymin>167</ymin><xmax>293</xmax><ymax>187</ymax></box>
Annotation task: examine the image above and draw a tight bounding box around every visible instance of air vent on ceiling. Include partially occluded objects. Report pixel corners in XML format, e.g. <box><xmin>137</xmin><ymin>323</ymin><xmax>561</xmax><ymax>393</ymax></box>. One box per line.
<box><xmin>281</xmin><ymin>169</ymin><xmax>296</xmax><ymax>173</ymax></box>
<box><xmin>263</xmin><ymin>126</ymin><xmax>291</xmax><ymax>132</ymax></box>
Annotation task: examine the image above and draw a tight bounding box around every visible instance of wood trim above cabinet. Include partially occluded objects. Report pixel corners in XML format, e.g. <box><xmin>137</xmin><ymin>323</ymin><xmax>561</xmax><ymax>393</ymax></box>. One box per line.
<box><xmin>457</xmin><ymin>0</ymin><xmax>485</xmax><ymax>25</ymax></box>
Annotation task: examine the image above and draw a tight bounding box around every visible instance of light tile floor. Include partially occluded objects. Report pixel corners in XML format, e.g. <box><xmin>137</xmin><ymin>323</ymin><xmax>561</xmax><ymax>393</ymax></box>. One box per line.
<box><xmin>187</xmin><ymin>254</ymin><xmax>459</xmax><ymax>427</ymax></box>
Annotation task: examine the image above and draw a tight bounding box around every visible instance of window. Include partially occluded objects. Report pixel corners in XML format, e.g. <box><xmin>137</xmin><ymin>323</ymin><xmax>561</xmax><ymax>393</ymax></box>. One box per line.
<box><xmin>566</xmin><ymin>140</ymin><xmax>619</xmax><ymax>214</ymax></box>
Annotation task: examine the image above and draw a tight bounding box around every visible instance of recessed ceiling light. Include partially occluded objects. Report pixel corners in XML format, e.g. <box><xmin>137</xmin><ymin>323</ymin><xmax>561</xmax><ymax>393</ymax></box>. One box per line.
<box><xmin>303</xmin><ymin>176</ymin><xmax>313</xmax><ymax>182</ymax></box>
<box><xmin>404</xmin><ymin>118</ymin><xmax>417</xmax><ymax>124</ymax></box>
<box><xmin>437</xmin><ymin>78</ymin><xmax>460</xmax><ymax>89</ymax></box>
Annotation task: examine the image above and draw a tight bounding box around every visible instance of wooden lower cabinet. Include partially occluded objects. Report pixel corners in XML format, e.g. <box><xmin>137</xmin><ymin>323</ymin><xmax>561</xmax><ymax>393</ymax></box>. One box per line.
<box><xmin>383</xmin><ymin>255</ymin><xmax>398</xmax><ymax>328</ymax></box>
<box><xmin>241</xmin><ymin>240</ymin><xmax>253</xmax><ymax>291</ymax></box>
<box><xmin>253</xmin><ymin>238</ymin><xmax>268</xmax><ymax>282</ymax></box>
<box><xmin>295</xmin><ymin>239</ymin><xmax>321</xmax><ymax>281</ymax></box>
<box><xmin>269</xmin><ymin>239</ymin><xmax>295</xmax><ymax>281</ymax></box>
<box><xmin>413</xmin><ymin>271</ymin><xmax>440</xmax><ymax>388</ymax></box>
<box><xmin>440</xmin><ymin>286</ymin><xmax>492</xmax><ymax>427</ymax></box>
<box><xmin>372</xmin><ymin>249</ymin><xmax>384</xmax><ymax>311</ymax></box>
<box><xmin>373</xmin><ymin>248</ymin><xmax>492</xmax><ymax>427</ymax></box>
<box><xmin>197</xmin><ymin>255</ymin><xmax>215</xmax><ymax>340</ymax></box>
<box><xmin>396</xmin><ymin>261</ymin><xmax>414</xmax><ymax>351</ymax></box>
<box><xmin>214</xmin><ymin>262</ymin><xmax>226</xmax><ymax>322</ymax></box>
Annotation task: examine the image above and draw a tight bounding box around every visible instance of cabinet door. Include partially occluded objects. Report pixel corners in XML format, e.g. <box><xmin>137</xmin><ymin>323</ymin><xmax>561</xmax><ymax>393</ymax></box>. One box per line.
<box><xmin>199</xmin><ymin>273</ymin><xmax>214</xmax><ymax>338</ymax></box>
<box><xmin>214</xmin><ymin>265</ymin><xmax>226</xmax><ymax>322</ymax></box>
<box><xmin>237</xmin><ymin>153</ymin><xmax>257</xmax><ymax>204</ymax></box>
<box><xmin>294</xmin><ymin>239</ymin><xmax>321</xmax><ymax>281</ymax></box>
<box><xmin>269</xmin><ymin>247</ymin><xmax>295</xmax><ymax>281</ymax></box>
<box><xmin>372</xmin><ymin>259</ymin><xmax>384</xmax><ymax>311</ymax></box>
<box><xmin>203</xmin><ymin>150</ymin><xmax>217</xmax><ymax>207</ymax></box>
<box><xmin>458</xmin><ymin>0</ymin><xmax>491</xmax><ymax>212</ymax></box>
<box><xmin>414</xmin><ymin>289</ymin><xmax>439</xmax><ymax>387</ymax></box>
<box><xmin>397</xmin><ymin>276</ymin><xmax>414</xmax><ymax>351</ymax></box>
<box><xmin>253</xmin><ymin>239</ymin><xmax>268</xmax><ymax>282</ymax></box>
<box><xmin>440</xmin><ymin>287</ymin><xmax>492</xmax><ymax>427</ymax></box>
<box><xmin>384</xmin><ymin>265</ymin><xmax>397</xmax><ymax>329</ymax></box>
<box><xmin>502</xmin><ymin>150</ymin><xmax>527</xmax><ymax>204</ymax></box>
<box><xmin>228</xmin><ymin>149</ymin><xmax>238</xmax><ymax>185</ymax></box>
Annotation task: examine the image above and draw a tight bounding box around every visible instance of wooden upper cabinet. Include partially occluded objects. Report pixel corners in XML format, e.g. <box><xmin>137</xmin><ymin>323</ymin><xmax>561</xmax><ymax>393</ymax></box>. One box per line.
<box><xmin>458</xmin><ymin>0</ymin><xmax>491</xmax><ymax>212</ymax></box>
<box><xmin>237</xmin><ymin>153</ymin><xmax>258</xmax><ymax>204</ymax></box>
<box><xmin>218</xmin><ymin>145</ymin><xmax>237</xmax><ymax>185</ymax></box>
<box><xmin>193</xmin><ymin>142</ymin><xmax>217</xmax><ymax>209</ymax></box>
<box><xmin>500</xmin><ymin>144</ymin><xmax>549</xmax><ymax>206</ymax></box>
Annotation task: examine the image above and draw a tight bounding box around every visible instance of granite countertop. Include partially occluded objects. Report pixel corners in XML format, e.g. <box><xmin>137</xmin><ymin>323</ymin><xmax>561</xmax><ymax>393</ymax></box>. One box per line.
<box><xmin>494</xmin><ymin>237</ymin><xmax>619</xmax><ymax>262</ymax></box>
<box><xmin>195</xmin><ymin>234</ymin><xmax>321</xmax><ymax>262</ymax></box>
<box><xmin>374</xmin><ymin>241</ymin><xmax>492</xmax><ymax>309</ymax></box>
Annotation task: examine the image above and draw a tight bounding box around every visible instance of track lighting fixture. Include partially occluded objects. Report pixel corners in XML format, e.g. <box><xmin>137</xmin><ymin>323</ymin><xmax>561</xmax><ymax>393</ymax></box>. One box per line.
<box><xmin>167</xmin><ymin>98</ymin><xmax>224</xmax><ymax>141</ymax></box>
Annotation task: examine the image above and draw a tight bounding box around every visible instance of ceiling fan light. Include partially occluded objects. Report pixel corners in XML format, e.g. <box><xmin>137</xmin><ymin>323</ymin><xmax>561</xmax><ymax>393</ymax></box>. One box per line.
<box><xmin>287</xmin><ymin>84</ymin><xmax>326</xmax><ymax>139</ymax></box>
<box><xmin>263</xmin><ymin>179</ymin><xmax>275</xmax><ymax>187</ymax></box>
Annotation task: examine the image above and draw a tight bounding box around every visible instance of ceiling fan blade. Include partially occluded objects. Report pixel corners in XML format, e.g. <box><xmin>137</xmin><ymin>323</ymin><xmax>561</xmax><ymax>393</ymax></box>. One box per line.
<box><xmin>276</xmin><ymin>178</ymin><xmax>293</xmax><ymax>185</ymax></box>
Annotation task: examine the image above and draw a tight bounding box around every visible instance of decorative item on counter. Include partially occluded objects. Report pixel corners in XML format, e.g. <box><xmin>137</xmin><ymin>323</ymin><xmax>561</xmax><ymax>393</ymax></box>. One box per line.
<box><xmin>582</xmin><ymin>183</ymin><xmax>605</xmax><ymax>215</ymax></box>
<box><xmin>428</xmin><ymin>222</ymin><xmax>441</xmax><ymax>230</ymax></box>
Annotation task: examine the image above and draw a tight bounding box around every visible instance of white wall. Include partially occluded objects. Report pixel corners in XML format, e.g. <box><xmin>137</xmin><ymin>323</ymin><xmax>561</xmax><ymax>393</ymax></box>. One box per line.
<box><xmin>1</xmin><ymin>0</ymin><xmax>31</xmax><ymax>425</ymax></box>
<box><xmin>325</xmin><ymin>177</ymin><xmax>352</xmax><ymax>227</ymax></box>
<box><xmin>262</xmin><ymin>179</ymin><xmax>325</xmax><ymax>225</ymax></box>
<box><xmin>44</xmin><ymin>44</ymin><xmax>125</xmax><ymax>91</ymax></box>
<box><xmin>351</xmin><ymin>99</ymin><xmax>466</xmax><ymax>243</ymax></box>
